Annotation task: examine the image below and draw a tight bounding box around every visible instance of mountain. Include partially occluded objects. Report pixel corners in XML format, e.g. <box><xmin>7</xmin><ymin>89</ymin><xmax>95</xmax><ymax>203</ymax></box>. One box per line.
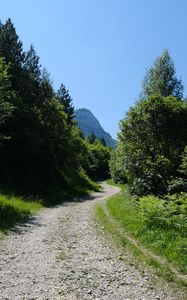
<box><xmin>75</xmin><ymin>108</ymin><xmax>117</xmax><ymax>148</ymax></box>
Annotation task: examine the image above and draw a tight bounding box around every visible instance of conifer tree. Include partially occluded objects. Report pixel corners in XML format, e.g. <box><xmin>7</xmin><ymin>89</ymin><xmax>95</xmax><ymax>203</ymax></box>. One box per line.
<box><xmin>24</xmin><ymin>44</ymin><xmax>41</xmax><ymax>81</ymax></box>
<box><xmin>57</xmin><ymin>83</ymin><xmax>74</xmax><ymax>124</ymax></box>
<box><xmin>0</xmin><ymin>18</ymin><xmax>24</xmax><ymax>90</ymax></box>
<box><xmin>0</xmin><ymin>57</ymin><xmax>14</xmax><ymax>140</ymax></box>
<box><xmin>87</xmin><ymin>133</ymin><xmax>96</xmax><ymax>144</ymax></box>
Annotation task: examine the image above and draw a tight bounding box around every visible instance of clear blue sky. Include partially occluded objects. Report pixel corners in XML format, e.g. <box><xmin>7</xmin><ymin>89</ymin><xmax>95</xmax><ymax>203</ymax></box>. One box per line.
<box><xmin>1</xmin><ymin>0</ymin><xmax>187</xmax><ymax>138</ymax></box>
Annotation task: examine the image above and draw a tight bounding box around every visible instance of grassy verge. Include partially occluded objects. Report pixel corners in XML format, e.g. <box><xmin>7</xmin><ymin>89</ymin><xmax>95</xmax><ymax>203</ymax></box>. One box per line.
<box><xmin>0</xmin><ymin>194</ymin><xmax>43</xmax><ymax>235</ymax></box>
<box><xmin>95</xmin><ymin>180</ymin><xmax>187</xmax><ymax>286</ymax></box>
<box><xmin>0</xmin><ymin>173</ymin><xmax>99</xmax><ymax>236</ymax></box>
<box><xmin>39</xmin><ymin>171</ymin><xmax>100</xmax><ymax>206</ymax></box>
<box><xmin>106</xmin><ymin>179</ymin><xmax>124</xmax><ymax>188</ymax></box>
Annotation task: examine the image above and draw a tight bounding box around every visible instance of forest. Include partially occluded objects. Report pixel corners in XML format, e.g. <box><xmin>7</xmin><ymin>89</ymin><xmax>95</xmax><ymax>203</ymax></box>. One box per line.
<box><xmin>0</xmin><ymin>19</ymin><xmax>110</xmax><ymax>229</ymax></box>
<box><xmin>0</xmin><ymin>19</ymin><xmax>110</xmax><ymax>196</ymax></box>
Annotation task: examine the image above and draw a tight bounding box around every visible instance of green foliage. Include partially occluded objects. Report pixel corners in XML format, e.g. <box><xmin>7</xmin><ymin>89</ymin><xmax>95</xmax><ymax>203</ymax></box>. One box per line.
<box><xmin>85</xmin><ymin>140</ymin><xmax>111</xmax><ymax>180</ymax></box>
<box><xmin>107</xmin><ymin>50</ymin><xmax>187</xmax><ymax>280</ymax></box>
<box><xmin>109</xmin><ymin>142</ymin><xmax>127</xmax><ymax>183</ymax></box>
<box><xmin>107</xmin><ymin>190</ymin><xmax>187</xmax><ymax>275</ymax></box>
<box><xmin>0</xmin><ymin>18</ymin><xmax>24</xmax><ymax>91</ymax></box>
<box><xmin>181</xmin><ymin>146</ymin><xmax>187</xmax><ymax>176</ymax></box>
<box><xmin>24</xmin><ymin>44</ymin><xmax>41</xmax><ymax>81</ymax></box>
<box><xmin>0</xmin><ymin>19</ymin><xmax>96</xmax><ymax>202</ymax></box>
<box><xmin>99</xmin><ymin>137</ymin><xmax>107</xmax><ymax>147</ymax></box>
<box><xmin>117</xmin><ymin>95</ymin><xmax>187</xmax><ymax>195</ymax></box>
<box><xmin>0</xmin><ymin>57</ymin><xmax>14</xmax><ymax>139</ymax></box>
<box><xmin>141</xmin><ymin>49</ymin><xmax>183</xmax><ymax>99</ymax></box>
<box><xmin>86</xmin><ymin>133</ymin><xmax>97</xmax><ymax>144</ymax></box>
<box><xmin>111</xmin><ymin>51</ymin><xmax>187</xmax><ymax>196</ymax></box>
<box><xmin>95</xmin><ymin>204</ymin><xmax>179</xmax><ymax>284</ymax></box>
<box><xmin>86</xmin><ymin>133</ymin><xmax>107</xmax><ymax>147</ymax></box>
<box><xmin>139</xmin><ymin>194</ymin><xmax>187</xmax><ymax>236</ymax></box>
<box><xmin>106</xmin><ymin>179</ymin><xmax>124</xmax><ymax>188</ymax></box>
<box><xmin>57</xmin><ymin>83</ymin><xmax>74</xmax><ymax>124</ymax></box>
<box><xmin>167</xmin><ymin>146</ymin><xmax>187</xmax><ymax>193</ymax></box>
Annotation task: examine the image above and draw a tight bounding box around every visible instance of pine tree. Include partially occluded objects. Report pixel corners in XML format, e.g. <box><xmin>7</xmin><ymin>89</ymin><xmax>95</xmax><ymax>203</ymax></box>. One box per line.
<box><xmin>99</xmin><ymin>137</ymin><xmax>107</xmax><ymax>147</ymax></box>
<box><xmin>24</xmin><ymin>44</ymin><xmax>41</xmax><ymax>81</ymax></box>
<box><xmin>0</xmin><ymin>18</ymin><xmax>24</xmax><ymax>90</ymax></box>
<box><xmin>21</xmin><ymin>45</ymin><xmax>42</xmax><ymax>105</ymax></box>
<box><xmin>87</xmin><ymin>133</ymin><xmax>96</xmax><ymax>144</ymax></box>
<box><xmin>40</xmin><ymin>67</ymin><xmax>54</xmax><ymax>101</ymax></box>
<box><xmin>0</xmin><ymin>57</ymin><xmax>14</xmax><ymax>140</ymax></box>
<box><xmin>57</xmin><ymin>83</ymin><xmax>74</xmax><ymax>124</ymax></box>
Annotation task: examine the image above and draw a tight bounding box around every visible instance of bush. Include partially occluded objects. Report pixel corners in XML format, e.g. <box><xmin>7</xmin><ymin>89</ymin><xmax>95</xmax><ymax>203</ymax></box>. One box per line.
<box><xmin>139</xmin><ymin>193</ymin><xmax>187</xmax><ymax>237</ymax></box>
<box><xmin>167</xmin><ymin>146</ymin><xmax>187</xmax><ymax>194</ymax></box>
<box><xmin>85</xmin><ymin>140</ymin><xmax>111</xmax><ymax>180</ymax></box>
<box><xmin>109</xmin><ymin>142</ymin><xmax>127</xmax><ymax>183</ymax></box>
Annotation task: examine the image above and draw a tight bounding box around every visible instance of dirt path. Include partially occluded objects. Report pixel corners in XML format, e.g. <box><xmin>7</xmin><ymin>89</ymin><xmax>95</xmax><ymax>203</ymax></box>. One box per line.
<box><xmin>0</xmin><ymin>183</ymin><xmax>184</xmax><ymax>299</ymax></box>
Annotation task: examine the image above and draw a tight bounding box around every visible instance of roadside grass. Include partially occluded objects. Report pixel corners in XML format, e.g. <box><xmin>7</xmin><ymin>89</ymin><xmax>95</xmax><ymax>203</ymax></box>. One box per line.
<box><xmin>42</xmin><ymin>172</ymin><xmax>100</xmax><ymax>206</ymax></box>
<box><xmin>106</xmin><ymin>179</ymin><xmax>124</xmax><ymax>188</ymax></box>
<box><xmin>95</xmin><ymin>180</ymin><xmax>187</xmax><ymax>286</ymax></box>
<box><xmin>95</xmin><ymin>205</ymin><xmax>179</xmax><ymax>283</ymax></box>
<box><xmin>0</xmin><ymin>194</ymin><xmax>43</xmax><ymax>235</ymax></box>
<box><xmin>0</xmin><ymin>174</ymin><xmax>100</xmax><ymax>236</ymax></box>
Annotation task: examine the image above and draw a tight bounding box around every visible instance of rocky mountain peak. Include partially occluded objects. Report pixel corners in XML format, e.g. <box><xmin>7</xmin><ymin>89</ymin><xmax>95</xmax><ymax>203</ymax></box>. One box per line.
<box><xmin>75</xmin><ymin>108</ymin><xmax>117</xmax><ymax>148</ymax></box>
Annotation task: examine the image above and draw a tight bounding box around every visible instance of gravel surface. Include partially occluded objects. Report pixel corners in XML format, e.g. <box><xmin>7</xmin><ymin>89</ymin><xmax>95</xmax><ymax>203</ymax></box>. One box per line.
<box><xmin>0</xmin><ymin>183</ymin><xmax>185</xmax><ymax>299</ymax></box>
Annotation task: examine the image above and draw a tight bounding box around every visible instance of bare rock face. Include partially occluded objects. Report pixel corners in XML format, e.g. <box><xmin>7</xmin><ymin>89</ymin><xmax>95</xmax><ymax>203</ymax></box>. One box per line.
<box><xmin>75</xmin><ymin>108</ymin><xmax>117</xmax><ymax>148</ymax></box>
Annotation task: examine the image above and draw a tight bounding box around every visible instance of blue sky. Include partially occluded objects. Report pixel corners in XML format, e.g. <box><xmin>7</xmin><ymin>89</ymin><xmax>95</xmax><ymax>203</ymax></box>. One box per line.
<box><xmin>1</xmin><ymin>0</ymin><xmax>187</xmax><ymax>138</ymax></box>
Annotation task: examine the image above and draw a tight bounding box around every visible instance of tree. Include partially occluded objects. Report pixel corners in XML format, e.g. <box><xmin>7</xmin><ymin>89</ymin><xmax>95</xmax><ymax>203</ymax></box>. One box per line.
<box><xmin>86</xmin><ymin>133</ymin><xmax>97</xmax><ymax>144</ymax></box>
<box><xmin>0</xmin><ymin>57</ymin><xmax>14</xmax><ymax>141</ymax></box>
<box><xmin>85</xmin><ymin>140</ymin><xmax>110</xmax><ymax>179</ymax></box>
<box><xmin>0</xmin><ymin>18</ymin><xmax>24</xmax><ymax>90</ymax></box>
<box><xmin>141</xmin><ymin>50</ymin><xmax>183</xmax><ymax>99</ymax></box>
<box><xmin>57</xmin><ymin>83</ymin><xmax>74</xmax><ymax>124</ymax></box>
<box><xmin>21</xmin><ymin>45</ymin><xmax>42</xmax><ymax>105</ymax></box>
<box><xmin>99</xmin><ymin>137</ymin><xmax>107</xmax><ymax>147</ymax></box>
<box><xmin>40</xmin><ymin>67</ymin><xmax>54</xmax><ymax>101</ymax></box>
<box><xmin>109</xmin><ymin>141</ymin><xmax>127</xmax><ymax>183</ymax></box>
<box><xmin>24</xmin><ymin>44</ymin><xmax>41</xmax><ymax>81</ymax></box>
<box><xmin>181</xmin><ymin>146</ymin><xmax>187</xmax><ymax>177</ymax></box>
<box><xmin>0</xmin><ymin>19</ymin><xmax>96</xmax><ymax>199</ymax></box>
<box><xmin>118</xmin><ymin>95</ymin><xmax>187</xmax><ymax>195</ymax></box>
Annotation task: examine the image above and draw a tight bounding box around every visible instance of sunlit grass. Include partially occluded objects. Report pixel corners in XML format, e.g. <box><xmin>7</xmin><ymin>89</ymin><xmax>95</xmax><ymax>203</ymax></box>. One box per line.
<box><xmin>107</xmin><ymin>191</ymin><xmax>187</xmax><ymax>275</ymax></box>
<box><xmin>0</xmin><ymin>194</ymin><xmax>43</xmax><ymax>234</ymax></box>
<box><xmin>96</xmin><ymin>180</ymin><xmax>187</xmax><ymax>286</ymax></box>
<box><xmin>95</xmin><ymin>204</ymin><xmax>177</xmax><ymax>283</ymax></box>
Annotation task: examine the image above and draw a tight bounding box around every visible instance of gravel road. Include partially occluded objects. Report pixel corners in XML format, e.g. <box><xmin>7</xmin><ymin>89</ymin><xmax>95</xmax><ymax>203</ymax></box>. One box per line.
<box><xmin>0</xmin><ymin>183</ymin><xmax>185</xmax><ymax>300</ymax></box>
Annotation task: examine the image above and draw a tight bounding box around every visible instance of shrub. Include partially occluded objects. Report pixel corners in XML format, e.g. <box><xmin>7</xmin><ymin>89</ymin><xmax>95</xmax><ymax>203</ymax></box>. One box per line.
<box><xmin>139</xmin><ymin>193</ymin><xmax>187</xmax><ymax>237</ymax></box>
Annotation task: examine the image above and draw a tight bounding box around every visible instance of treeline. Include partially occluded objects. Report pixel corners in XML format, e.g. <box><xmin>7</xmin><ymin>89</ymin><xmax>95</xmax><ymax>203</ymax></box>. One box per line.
<box><xmin>0</xmin><ymin>19</ymin><xmax>110</xmax><ymax>202</ymax></box>
<box><xmin>110</xmin><ymin>50</ymin><xmax>187</xmax><ymax>197</ymax></box>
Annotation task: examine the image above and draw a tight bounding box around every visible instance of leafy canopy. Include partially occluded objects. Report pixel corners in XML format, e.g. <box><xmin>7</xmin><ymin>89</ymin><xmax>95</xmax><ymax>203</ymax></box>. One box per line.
<box><xmin>118</xmin><ymin>95</ymin><xmax>187</xmax><ymax>195</ymax></box>
<box><xmin>0</xmin><ymin>19</ymin><xmax>96</xmax><ymax>199</ymax></box>
<box><xmin>141</xmin><ymin>49</ymin><xmax>183</xmax><ymax>99</ymax></box>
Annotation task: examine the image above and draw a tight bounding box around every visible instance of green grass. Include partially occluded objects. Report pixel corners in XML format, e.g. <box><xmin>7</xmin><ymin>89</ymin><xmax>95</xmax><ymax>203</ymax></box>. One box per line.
<box><xmin>106</xmin><ymin>179</ymin><xmax>124</xmax><ymax>188</ymax></box>
<box><xmin>95</xmin><ymin>204</ymin><xmax>179</xmax><ymax>283</ymax></box>
<box><xmin>0</xmin><ymin>173</ymin><xmax>99</xmax><ymax>235</ymax></box>
<box><xmin>107</xmin><ymin>192</ymin><xmax>187</xmax><ymax>275</ymax></box>
<box><xmin>32</xmin><ymin>171</ymin><xmax>100</xmax><ymax>206</ymax></box>
<box><xmin>96</xmin><ymin>180</ymin><xmax>187</xmax><ymax>286</ymax></box>
<box><xmin>0</xmin><ymin>194</ymin><xmax>43</xmax><ymax>234</ymax></box>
